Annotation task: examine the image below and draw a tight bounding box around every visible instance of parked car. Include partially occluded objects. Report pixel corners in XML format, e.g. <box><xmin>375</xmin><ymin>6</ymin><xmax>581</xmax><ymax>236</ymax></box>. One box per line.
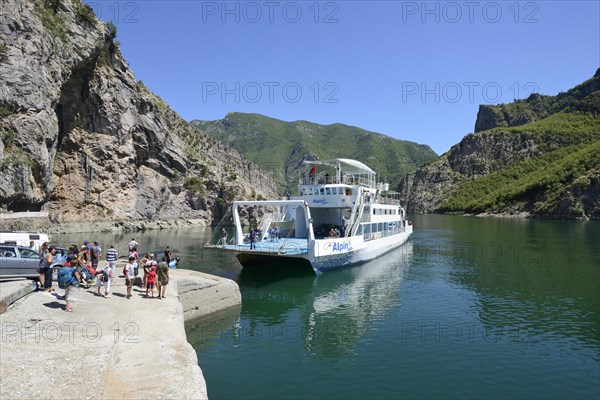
<box><xmin>0</xmin><ymin>245</ymin><xmax>65</xmax><ymax>281</ymax></box>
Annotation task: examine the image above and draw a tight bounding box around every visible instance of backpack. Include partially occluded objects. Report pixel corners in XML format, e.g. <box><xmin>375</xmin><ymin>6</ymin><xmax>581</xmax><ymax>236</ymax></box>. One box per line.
<box><xmin>101</xmin><ymin>268</ymin><xmax>109</xmax><ymax>282</ymax></box>
<box><xmin>57</xmin><ymin>267</ymin><xmax>76</xmax><ymax>289</ymax></box>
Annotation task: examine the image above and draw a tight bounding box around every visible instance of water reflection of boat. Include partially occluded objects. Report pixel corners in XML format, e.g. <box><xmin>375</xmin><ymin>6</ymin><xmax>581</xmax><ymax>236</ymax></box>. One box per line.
<box><xmin>303</xmin><ymin>243</ymin><xmax>412</xmax><ymax>357</ymax></box>
<box><xmin>236</xmin><ymin>243</ymin><xmax>413</xmax><ymax>356</ymax></box>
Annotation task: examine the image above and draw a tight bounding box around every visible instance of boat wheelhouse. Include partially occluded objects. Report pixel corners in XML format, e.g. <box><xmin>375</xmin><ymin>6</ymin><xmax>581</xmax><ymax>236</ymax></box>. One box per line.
<box><xmin>206</xmin><ymin>158</ymin><xmax>412</xmax><ymax>274</ymax></box>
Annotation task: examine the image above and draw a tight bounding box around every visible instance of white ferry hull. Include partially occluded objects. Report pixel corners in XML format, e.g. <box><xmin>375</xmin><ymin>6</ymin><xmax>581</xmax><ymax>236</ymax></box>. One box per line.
<box><xmin>232</xmin><ymin>226</ymin><xmax>412</xmax><ymax>274</ymax></box>
<box><xmin>310</xmin><ymin>228</ymin><xmax>412</xmax><ymax>273</ymax></box>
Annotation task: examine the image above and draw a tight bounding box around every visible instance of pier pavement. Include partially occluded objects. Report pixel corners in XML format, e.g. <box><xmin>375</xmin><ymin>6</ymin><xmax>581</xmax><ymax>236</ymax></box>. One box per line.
<box><xmin>0</xmin><ymin>269</ymin><xmax>241</xmax><ymax>399</ymax></box>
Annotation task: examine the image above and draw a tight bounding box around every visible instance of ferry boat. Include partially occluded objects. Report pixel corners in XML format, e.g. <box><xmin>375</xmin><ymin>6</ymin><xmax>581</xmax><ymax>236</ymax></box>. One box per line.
<box><xmin>206</xmin><ymin>158</ymin><xmax>412</xmax><ymax>274</ymax></box>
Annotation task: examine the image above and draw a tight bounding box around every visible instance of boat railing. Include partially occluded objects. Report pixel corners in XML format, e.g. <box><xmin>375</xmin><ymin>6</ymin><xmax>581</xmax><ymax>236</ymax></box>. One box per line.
<box><xmin>300</xmin><ymin>172</ymin><xmax>375</xmax><ymax>188</ymax></box>
<box><xmin>205</xmin><ymin>209</ymin><xmax>232</xmax><ymax>246</ymax></box>
<box><xmin>345</xmin><ymin>194</ymin><xmax>363</xmax><ymax>237</ymax></box>
<box><xmin>278</xmin><ymin>226</ymin><xmax>299</xmax><ymax>253</ymax></box>
<box><xmin>375</xmin><ymin>197</ymin><xmax>401</xmax><ymax>206</ymax></box>
<box><xmin>258</xmin><ymin>214</ymin><xmax>273</xmax><ymax>241</ymax></box>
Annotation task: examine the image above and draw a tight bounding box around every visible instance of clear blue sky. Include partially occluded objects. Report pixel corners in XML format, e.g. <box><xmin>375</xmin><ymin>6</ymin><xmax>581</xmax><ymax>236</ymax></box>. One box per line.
<box><xmin>85</xmin><ymin>0</ymin><xmax>599</xmax><ymax>154</ymax></box>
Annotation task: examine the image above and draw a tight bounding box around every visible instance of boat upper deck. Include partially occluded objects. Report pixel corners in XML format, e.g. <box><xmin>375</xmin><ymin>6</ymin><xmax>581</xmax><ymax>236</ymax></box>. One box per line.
<box><xmin>301</xmin><ymin>158</ymin><xmax>377</xmax><ymax>188</ymax></box>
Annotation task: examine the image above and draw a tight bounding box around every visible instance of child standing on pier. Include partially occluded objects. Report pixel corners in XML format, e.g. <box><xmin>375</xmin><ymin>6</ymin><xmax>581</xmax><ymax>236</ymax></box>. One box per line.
<box><xmin>146</xmin><ymin>265</ymin><xmax>157</xmax><ymax>298</ymax></box>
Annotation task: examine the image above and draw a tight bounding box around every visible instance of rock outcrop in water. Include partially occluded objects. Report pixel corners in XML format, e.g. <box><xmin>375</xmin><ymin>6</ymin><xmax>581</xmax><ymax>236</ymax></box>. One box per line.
<box><xmin>0</xmin><ymin>0</ymin><xmax>276</xmax><ymax>232</ymax></box>
<box><xmin>399</xmin><ymin>70</ymin><xmax>600</xmax><ymax>220</ymax></box>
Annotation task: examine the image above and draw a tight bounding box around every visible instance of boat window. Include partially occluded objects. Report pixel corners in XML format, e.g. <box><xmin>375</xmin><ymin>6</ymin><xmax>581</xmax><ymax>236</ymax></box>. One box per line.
<box><xmin>373</xmin><ymin>209</ymin><xmax>376</xmax><ymax>215</ymax></box>
<box><xmin>363</xmin><ymin>224</ymin><xmax>370</xmax><ymax>241</ymax></box>
<box><xmin>320</xmin><ymin>188</ymin><xmax>325</xmax><ymax>195</ymax></box>
<box><xmin>378</xmin><ymin>223</ymin><xmax>383</xmax><ymax>232</ymax></box>
<box><xmin>345</xmin><ymin>188</ymin><xmax>352</xmax><ymax>196</ymax></box>
<box><xmin>326</xmin><ymin>188</ymin><xmax>331</xmax><ymax>195</ymax></box>
<box><xmin>332</xmin><ymin>187</ymin><xmax>338</xmax><ymax>195</ymax></box>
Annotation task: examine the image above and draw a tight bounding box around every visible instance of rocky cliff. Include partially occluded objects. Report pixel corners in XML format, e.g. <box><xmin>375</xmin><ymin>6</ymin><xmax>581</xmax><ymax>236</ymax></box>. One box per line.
<box><xmin>399</xmin><ymin>70</ymin><xmax>600</xmax><ymax>220</ymax></box>
<box><xmin>0</xmin><ymin>0</ymin><xmax>276</xmax><ymax>232</ymax></box>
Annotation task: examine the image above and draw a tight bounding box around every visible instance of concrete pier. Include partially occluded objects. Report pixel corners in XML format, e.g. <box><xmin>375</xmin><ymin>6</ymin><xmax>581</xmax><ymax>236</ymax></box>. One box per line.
<box><xmin>0</xmin><ymin>269</ymin><xmax>241</xmax><ymax>399</ymax></box>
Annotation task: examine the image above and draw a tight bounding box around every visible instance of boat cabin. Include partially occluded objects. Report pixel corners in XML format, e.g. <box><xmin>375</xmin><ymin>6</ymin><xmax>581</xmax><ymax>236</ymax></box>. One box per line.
<box><xmin>290</xmin><ymin>159</ymin><xmax>405</xmax><ymax>239</ymax></box>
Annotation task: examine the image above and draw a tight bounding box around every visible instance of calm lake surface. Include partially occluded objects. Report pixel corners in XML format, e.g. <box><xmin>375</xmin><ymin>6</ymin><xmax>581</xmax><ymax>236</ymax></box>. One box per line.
<box><xmin>55</xmin><ymin>215</ymin><xmax>600</xmax><ymax>399</ymax></box>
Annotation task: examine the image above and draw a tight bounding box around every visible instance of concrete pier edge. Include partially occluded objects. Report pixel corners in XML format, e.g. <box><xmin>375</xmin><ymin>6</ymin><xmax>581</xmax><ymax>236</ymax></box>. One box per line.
<box><xmin>0</xmin><ymin>269</ymin><xmax>242</xmax><ymax>399</ymax></box>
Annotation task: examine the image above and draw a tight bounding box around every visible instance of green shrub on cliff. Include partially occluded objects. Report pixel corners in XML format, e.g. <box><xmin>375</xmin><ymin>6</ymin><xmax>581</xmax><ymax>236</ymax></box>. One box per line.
<box><xmin>1</xmin><ymin>130</ymin><xmax>39</xmax><ymax>170</ymax></box>
<box><xmin>184</xmin><ymin>176</ymin><xmax>205</xmax><ymax>196</ymax></box>
<box><xmin>107</xmin><ymin>21</ymin><xmax>118</xmax><ymax>38</ymax></box>
<box><xmin>440</xmin><ymin>140</ymin><xmax>600</xmax><ymax>213</ymax></box>
<box><xmin>34</xmin><ymin>0</ymin><xmax>67</xmax><ymax>42</ymax></box>
<box><xmin>487</xmin><ymin>111</ymin><xmax>600</xmax><ymax>137</ymax></box>
<box><xmin>75</xmin><ymin>1</ymin><xmax>96</xmax><ymax>25</ymax></box>
<box><xmin>0</xmin><ymin>106</ymin><xmax>13</xmax><ymax>118</ymax></box>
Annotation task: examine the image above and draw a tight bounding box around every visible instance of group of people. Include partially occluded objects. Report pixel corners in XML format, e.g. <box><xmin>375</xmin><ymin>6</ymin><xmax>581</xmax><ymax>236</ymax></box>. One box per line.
<box><xmin>122</xmin><ymin>250</ymin><xmax>170</xmax><ymax>300</ymax></box>
<box><xmin>245</xmin><ymin>226</ymin><xmax>281</xmax><ymax>249</ymax></box>
<box><xmin>328</xmin><ymin>227</ymin><xmax>341</xmax><ymax>238</ymax></box>
<box><xmin>41</xmin><ymin>238</ymin><xmax>172</xmax><ymax>312</ymax></box>
<box><xmin>220</xmin><ymin>225</ymin><xmax>281</xmax><ymax>249</ymax></box>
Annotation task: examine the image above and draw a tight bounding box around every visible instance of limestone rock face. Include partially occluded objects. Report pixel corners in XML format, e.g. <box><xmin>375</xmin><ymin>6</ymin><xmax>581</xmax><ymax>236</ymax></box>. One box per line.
<box><xmin>0</xmin><ymin>0</ymin><xmax>276</xmax><ymax>229</ymax></box>
<box><xmin>399</xmin><ymin>131</ymin><xmax>548</xmax><ymax>213</ymax></box>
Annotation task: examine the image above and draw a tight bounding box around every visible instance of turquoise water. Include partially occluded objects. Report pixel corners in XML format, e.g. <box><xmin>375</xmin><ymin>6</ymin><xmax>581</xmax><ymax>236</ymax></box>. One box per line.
<box><xmin>56</xmin><ymin>215</ymin><xmax>600</xmax><ymax>399</ymax></box>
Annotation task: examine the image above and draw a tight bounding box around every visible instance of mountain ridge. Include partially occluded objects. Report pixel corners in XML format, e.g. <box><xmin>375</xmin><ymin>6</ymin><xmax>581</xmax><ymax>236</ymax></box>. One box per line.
<box><xmin>191</xmin><ymin>112</ymin><xmax>437</xmax><ymax>192</ymax></box>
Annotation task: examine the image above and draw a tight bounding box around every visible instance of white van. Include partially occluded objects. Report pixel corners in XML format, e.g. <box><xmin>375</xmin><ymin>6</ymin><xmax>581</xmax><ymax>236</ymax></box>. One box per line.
<box><xmin>0</xmin><ymin>232</ymin><xmax>51</xmax><ymax>251</ymax></box>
